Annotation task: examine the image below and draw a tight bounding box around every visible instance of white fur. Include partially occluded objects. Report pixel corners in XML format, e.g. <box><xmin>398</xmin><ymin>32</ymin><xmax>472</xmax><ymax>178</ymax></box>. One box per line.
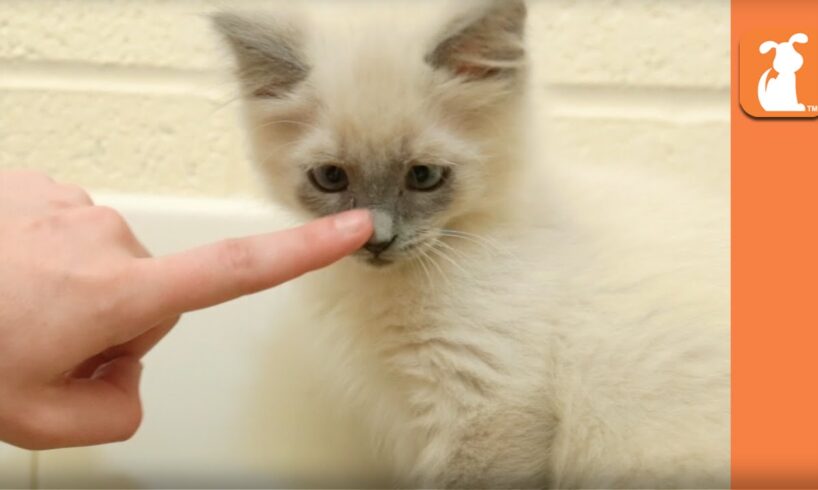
<box><xmin>223</xmin><ymin>1</ymin><xmax>729</xmax><ymax>487</ymax></box>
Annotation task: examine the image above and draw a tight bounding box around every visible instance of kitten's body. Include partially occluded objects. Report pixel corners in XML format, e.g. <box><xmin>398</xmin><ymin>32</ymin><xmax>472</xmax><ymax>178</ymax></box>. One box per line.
<box><xmin>215</xmin><ymin>1</ymin><xmax>729</xmax><ymax>487</ymax></box>
<box><xmin>298</xmin><ymin>169</ymin><xmax>728</xmax><ymax>488</ymax></box>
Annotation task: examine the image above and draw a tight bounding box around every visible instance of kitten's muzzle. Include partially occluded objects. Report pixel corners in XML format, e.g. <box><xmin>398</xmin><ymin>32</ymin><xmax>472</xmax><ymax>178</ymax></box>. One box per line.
<box><xmin>363</xmin><ymin>235</ymin><xmax>397</xmax><ymax>256</ymax></box>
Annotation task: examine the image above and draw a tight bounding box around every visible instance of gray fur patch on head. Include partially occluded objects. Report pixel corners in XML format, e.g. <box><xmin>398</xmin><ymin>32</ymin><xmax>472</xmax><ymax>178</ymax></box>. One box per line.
<box><xmin>426</xmin><ymin>0</ymin><xmax>527</xmax><ymax>79</ymax></box>
<box><xmin>212</xmin><ymin>11</ymin><xmax>309</xmax><ymax>98</ymax></box>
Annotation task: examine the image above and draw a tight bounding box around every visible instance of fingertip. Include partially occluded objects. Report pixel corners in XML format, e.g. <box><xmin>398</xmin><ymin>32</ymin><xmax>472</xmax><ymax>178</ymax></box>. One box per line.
<box><xmin>331</xmin><ymin>209</ymin><xmax>374</xmax><ymax>243</ymax></box>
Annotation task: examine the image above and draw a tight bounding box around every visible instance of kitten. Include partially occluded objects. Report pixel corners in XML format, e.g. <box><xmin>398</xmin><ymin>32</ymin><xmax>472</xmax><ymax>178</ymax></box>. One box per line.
<box><xmin>214</xmin><ymin>1</ymin><xmax>729</xmax><ymax>487</ymax></box>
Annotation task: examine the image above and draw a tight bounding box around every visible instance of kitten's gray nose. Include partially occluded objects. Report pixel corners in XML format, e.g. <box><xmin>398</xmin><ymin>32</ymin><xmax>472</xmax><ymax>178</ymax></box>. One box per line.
<box><xmin>365</xmin><ymin>209</ymin><xmax>396</xmax><ymax>256</ymax></box>
<box><xmin>364</xmin><ymin>236</ymin><xmax>397</xmax><ymax>256</ymax></box>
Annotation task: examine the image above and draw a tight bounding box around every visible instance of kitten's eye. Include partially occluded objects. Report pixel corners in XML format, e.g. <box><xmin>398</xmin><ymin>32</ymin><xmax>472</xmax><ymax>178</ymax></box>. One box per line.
<box><xmin>406</xmin><ymin>165</ymin><xmax>448</xmax><ymax>192</ymax></box>
<box><xmin>309</xmin><ymin>165</ymin><xmax>349</xmax><ymax>193</ymax></box>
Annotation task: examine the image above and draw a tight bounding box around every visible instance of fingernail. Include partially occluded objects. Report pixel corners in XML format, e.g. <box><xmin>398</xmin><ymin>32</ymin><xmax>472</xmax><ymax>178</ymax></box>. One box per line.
<box><xmin>333</xmin><ymin>209</ymin><xmax>371</xmax><ymax>236</ymax></box>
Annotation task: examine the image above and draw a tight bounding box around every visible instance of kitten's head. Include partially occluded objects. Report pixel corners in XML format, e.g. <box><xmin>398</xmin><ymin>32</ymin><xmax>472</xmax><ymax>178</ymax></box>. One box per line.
<box><xmin>214</xmin><ymin>0</ymin><xmax>528</xmax><ymax>267</ymax></box>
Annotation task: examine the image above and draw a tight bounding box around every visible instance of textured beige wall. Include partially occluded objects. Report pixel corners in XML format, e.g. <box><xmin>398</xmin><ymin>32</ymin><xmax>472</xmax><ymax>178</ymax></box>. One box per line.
<box><xmin>0</xmin><ymin>0</ymin><xmax>730</xmax><ymax>197</ymax></box>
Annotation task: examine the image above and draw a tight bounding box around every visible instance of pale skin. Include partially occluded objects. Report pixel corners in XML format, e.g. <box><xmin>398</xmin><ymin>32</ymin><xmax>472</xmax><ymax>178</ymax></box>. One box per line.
<box><xmin>0</xmin><ymin>170</ymin><xmax>373</xmax><ymax>451</ymax></box>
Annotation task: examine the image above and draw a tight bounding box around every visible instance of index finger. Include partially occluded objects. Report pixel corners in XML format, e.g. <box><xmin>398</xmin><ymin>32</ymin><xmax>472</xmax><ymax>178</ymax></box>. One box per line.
<box><xmin>129</xmin><ymin>209</ymin><xmax>372</xmax><ymax>320</ymax></box>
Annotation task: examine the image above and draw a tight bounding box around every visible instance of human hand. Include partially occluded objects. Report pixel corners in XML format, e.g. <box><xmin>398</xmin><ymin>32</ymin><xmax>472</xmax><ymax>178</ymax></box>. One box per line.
<box><xmin>0</xmin><ymin>170</ymin><xmax>372</xmax><ymax>450</ymax></box>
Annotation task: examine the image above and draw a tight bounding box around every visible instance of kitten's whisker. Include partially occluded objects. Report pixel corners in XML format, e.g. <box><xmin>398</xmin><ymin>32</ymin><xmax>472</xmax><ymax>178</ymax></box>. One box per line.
<box><xmin>434</xmin><ymin>237</ymin><xmax>472</xmax><ymax>259</ymax></box>
<box><xmin>264</xmin><ymin>138</ymin><xmax>303</xmax><ymax>153</ymax></box>
<box><xmin>432</xmin><ymin>157</ymin><xmax>461</xmax><ymax>168</ymax></box>
<box><xmin>444</xmin><ymin>231</ymin><xmax>509</xmax><ymax>256</ymax></box>
<box><xmin>419</xmin><ymin>247</ymin><xmax>451</xmax><ymax>289</ymax></box>
<box><xmin>210</xmin><ymin>92</ymin><xmax>245</xmax><ymax>112</ymax></box>
<box><xmin>442</xmin><ymin>229</ymin><xmax>504</xmax><ymax>248</ymax></box>
<box><xmin>419</xmin><ymin>255</ymin><xmax>436</xmax><ymax>288</ymax></box>
<box><xmin>259</xmin><ymin>139</ymin><xmax>306</xmax><ymax>166</ymax></box>
<box><xmin>440</xmin><ymin>230</ymin><xmax>526</xmax><ymax>266</ymax></box>
<box><xmin>412</xmin><ymin>251</ymin><xmax>434</xmax><ymax>288</ymax></box>
<box><xmin>253</xmin><ymin>119</ymin><xmax>320</xmax><ymax>132</ymax></box>
<box><xmin>438</xmin><ymin>234</ymin><xmax>496</xmax><ymax>256</ymax></box>
<box><xmin>435</xmin><ymin>240</ymin><xmax>479</xmax><ymax>272</ymax></box>
<box><xmin>439</xmin><ymin>230</ymin><xmax>504</xmax><ymax>255</ymax></box>
<box><xmin>430</xmin><ymin>241</ymin><xmax>472</xmax><ymax>279</ymax></box>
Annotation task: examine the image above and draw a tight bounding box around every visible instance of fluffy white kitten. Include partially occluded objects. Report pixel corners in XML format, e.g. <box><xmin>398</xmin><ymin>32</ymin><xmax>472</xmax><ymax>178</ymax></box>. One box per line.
<box><xmin>214</xmin><ymin>1</ymin><xmax>729</xmax><ymax>487</ymax></box>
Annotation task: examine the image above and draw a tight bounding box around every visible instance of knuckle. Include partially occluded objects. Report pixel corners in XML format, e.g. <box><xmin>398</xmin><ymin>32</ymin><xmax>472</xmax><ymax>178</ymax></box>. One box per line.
<box><xmin>55</xmin><ymin>263</ymin><xmax>132</xmax><ymax>327</ymax></box>
<box><xmin>90</xmin><ymin>205</ymin><xmax>124</xmax><ymax>224</ymax></box>
<box><xmin>87</xmin><ymin>206</ymin><xmax>130</xmax><ymax>235</ymax></box>
<box><xmin>89</xmin><ymin>266</ymin><xmax>134</xmax><ymax>319</ymax></box>
<box><xmin>90</xmin><ymin>285</ymin><xmax>123</xmax><ymax>321</ymax></box>
<box><xmin>25</xmin><ymin>213</ymin><xmax>63</xmax><ymax>233</ymax></box>
<box><xmin>58</xmin><ymin>184</ymin><xmax>93</xmax><ymax>205</ymax></box>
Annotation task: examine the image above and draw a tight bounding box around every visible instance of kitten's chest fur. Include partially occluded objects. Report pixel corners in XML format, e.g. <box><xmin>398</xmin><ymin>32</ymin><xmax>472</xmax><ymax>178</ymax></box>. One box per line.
<box><xmin>294</xmin><ymin>197</ymin><xmax>729</xmax><ymax>487</ymax></box>
<box><xmin>306</xmin><ymin>230</ymin><xmax>564</xmax><ymax>383</ymax></box>
<box><xmin>306</xmin><ymin>248</ymin><xmax>556</xmax><ymax>386</ymax></box>
<box><xmin>298</xmin><ymin>229</ymin><xmax>569</xmax><ymax>461</ymax></box>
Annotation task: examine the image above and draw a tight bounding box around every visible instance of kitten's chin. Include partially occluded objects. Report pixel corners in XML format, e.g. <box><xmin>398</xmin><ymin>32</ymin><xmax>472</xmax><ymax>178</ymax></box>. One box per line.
<box><xmin>365</xmin><ymin>257</ymin><xmax>395</xmax><ymax>268</ymax></box>
<box><xmin>350</xmin><ymin>241</ymin><xmax>438</xmax><ymax>269</ymax></box>
<box><xmin>351</xmin><ymin>250</ymin><xmax>399</xmax><ymax>269</ymax></box>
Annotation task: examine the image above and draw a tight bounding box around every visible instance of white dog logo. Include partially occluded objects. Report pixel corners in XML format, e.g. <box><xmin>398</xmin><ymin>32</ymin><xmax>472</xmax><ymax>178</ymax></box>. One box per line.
<box><xmin>758</xmin><ymin>33</ymin><xmax>809</xmax><ymax>112</ymax></box>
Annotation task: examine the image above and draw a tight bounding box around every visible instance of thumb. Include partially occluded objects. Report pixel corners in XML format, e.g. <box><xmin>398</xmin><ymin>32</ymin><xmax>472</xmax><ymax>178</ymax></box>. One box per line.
<box><xmin>17</xmin><ymin>357</ymin><xmax>145</xmax><ymax>450</ymax></box>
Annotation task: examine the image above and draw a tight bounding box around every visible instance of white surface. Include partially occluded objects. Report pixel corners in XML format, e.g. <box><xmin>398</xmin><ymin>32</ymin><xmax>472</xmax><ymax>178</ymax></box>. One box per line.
<box><xmin>0</xmin><ymin>443</ymin><xmax>30</xmax><ymax>489</ymax></box>
<box><xmin>27</xmin><ymin>194</ymin><xmax>384</xmax><ymax>489</ymax></box>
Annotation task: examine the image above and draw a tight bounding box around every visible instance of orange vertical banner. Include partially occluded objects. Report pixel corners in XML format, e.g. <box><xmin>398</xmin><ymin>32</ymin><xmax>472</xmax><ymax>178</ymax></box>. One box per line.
<box><xmin>733</xmin><ymin>0</ymin><xmax>818</xmax><ymax>488</ymax></box>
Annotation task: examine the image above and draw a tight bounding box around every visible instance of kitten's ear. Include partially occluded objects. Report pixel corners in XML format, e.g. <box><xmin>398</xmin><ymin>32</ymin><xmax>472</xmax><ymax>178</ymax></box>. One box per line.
<box><xmin>212</xmin><ymin>12</ymin><xmax>309</xmax><ymax>98</ymax></box>
<box><xmin>426</xmin><ymin>0</ymin><xmax>527</xmax><ymax>80</ymax></box>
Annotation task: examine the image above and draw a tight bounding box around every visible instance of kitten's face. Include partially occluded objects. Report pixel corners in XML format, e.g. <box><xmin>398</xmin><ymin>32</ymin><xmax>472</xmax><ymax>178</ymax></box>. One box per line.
<box><xmin>215</xmin><ymin>0</ymin><xmax>527</xmax><ymax>267</ymax></box>
<box><xmin>288</xmin><ymin>107</ymin><xmax>488</xmax><ymax>266</ymax></box>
